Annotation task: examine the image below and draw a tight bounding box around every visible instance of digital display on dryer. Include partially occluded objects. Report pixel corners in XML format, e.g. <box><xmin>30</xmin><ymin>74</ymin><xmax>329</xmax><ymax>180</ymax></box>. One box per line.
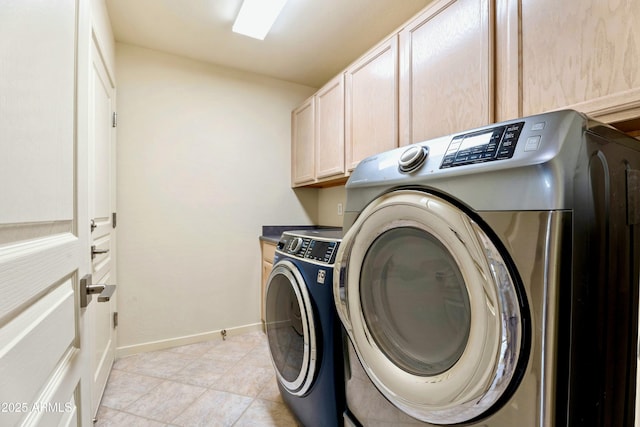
<box><xmin>459</xmin><ymin>131</ymin><xmax>493</xmax><ymax>151</ymax></box>
<box><xmin>440</xmin><ymin>122</ymin><xmax>524</xmax><ymax>169</ymax></box>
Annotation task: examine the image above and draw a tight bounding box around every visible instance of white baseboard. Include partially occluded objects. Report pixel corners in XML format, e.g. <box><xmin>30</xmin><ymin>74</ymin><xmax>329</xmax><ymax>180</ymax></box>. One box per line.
<box><xmin>115</xmin><ymin>322</ymin><xmax>263</xmax><ymax>358</ymax></box>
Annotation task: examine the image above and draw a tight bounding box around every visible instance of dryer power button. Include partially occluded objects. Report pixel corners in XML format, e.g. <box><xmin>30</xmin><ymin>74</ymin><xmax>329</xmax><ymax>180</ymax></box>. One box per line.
<box><xmin>399</xmin><ymin>145</ymin><xmax>429</xmax><ymax>173</ymax></box>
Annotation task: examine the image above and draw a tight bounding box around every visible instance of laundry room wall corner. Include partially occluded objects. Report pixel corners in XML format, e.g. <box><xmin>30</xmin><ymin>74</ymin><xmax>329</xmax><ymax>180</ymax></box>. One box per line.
<box><xmin>292</xmin><ymin>187</ymin><xmax>320</xmax><ymax>225</ymax></box>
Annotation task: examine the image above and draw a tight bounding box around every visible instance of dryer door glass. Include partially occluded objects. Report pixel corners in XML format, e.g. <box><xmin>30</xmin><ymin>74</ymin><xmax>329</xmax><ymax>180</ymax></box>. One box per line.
<box><xmin>360</xmin><ymin>226</ymin><xmax>471</xmax><ymax>376</ymax></box>
<box><xmin>265</xmin><ymin>261</ymin><xmax>316</xmax><ymax>396</ymax></box>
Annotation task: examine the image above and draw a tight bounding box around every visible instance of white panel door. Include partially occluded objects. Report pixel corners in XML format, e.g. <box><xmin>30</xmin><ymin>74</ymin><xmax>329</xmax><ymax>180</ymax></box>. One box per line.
<box><xmin>0</xmin><ymin>0</ymin><xmax>89</xmax><ymax>426</ymax></box>
<box><xmin>88</xmin><ymin>39</ymin><xmax>117</xmax><ymax>418</ymax></box>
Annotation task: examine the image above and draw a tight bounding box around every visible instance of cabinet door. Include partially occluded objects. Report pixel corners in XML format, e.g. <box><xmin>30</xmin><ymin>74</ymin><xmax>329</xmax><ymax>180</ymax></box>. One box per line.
<box><xmin>260</xmin><ymin>241</ymin><xmax>276</xmax><ymax>329</ymax></box>
<box><xmin>261</xmin><ymin>259</ymin><xmax>273</xmax><ymax>328</ymax></box>
<box><xmin>517</xmin><ymin>0</ymin><xmax>640</xmax><ymax>121</ymax></box>
<box><xmin>291</xmin><ymin>97</ymin><xmax>315</xmax><ymax>186</ymax></box>
<box><xmin>346</xmin><ymin>36</ymin><xmax>399</xmax><ymax>171</ymax></box>
<box><xmin>399</xmin><ymin>0</ymin><xmax>493</xmax><ymax>144</ymax></box>
<box><xmin>315</xmin><ymin>74</ymin><xmax>345</xmax><ymax>180</ymax></box>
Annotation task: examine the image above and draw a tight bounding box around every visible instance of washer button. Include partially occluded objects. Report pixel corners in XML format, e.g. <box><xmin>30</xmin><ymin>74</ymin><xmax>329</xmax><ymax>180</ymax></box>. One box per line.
<box><xmin>524</xmin><ymin>136</ymin><xmax>542</xmax><ymax>152</ymax></box>
<box><xmin>531</xmin><ymin>122</ymin><xmax>546</xmax><ymax>131</ymax></box>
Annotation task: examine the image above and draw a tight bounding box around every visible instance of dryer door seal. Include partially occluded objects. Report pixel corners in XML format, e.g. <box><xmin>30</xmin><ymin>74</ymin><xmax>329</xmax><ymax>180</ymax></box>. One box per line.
<box><xmin>334</xmin><ymin>189</ymin><xmax>525</xmax><ymax>424</ymax></box>
<box><xmin>265</xmin><ymin>260</ymin><xmax>317</xmax><ymax>396</ymax></box>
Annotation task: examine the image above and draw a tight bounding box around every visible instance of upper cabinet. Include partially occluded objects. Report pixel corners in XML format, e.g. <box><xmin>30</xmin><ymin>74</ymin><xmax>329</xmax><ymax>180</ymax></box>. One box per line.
<box><xmin>399</xmin><ymin>0</ymin><xmax>493</xmax><ymax>145</ymax></box>
<box><xmin>346</xmin><ymin>36</ymin><xmax>399</xmax><ymax>171</ymax></box>
<box><xmin>498</xmin><ymin>0</ymin><xmax>640</xmax><ymax>123</ymax></box>
<box><xmin>316</xmin><ymin>75</ymin><xmax>346</xmax><ymax>180</ymax></box>
<box><xmin>291</xmin><ymin>0</ymin><xmax>640</xmax><ymax>187</ymax></box>
<box><xmin>292</xmin><ymin>75</ymin><xmax>346</xmax><ymax>187</ymax></box>
<box><xmin>291</xmin><ymin>96</ymin><xmax>315</xmax><ymax>186</ymax></box>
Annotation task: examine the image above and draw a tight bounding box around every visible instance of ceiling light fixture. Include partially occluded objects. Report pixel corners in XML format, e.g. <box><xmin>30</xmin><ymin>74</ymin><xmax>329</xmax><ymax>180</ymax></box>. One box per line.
<box><xmin>232</xmin><ymin>0</ymin><xmax>289</xmax><ymax>40</ymax></box>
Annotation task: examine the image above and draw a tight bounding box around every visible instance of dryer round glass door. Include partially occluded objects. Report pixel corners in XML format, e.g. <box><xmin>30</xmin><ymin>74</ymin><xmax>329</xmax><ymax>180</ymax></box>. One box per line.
<box><xmin>265</xmin><ymin>260</ymin><xmax>317</xmax><ymax>396</ymax></box>
<box><xmin>360</xmin><ymin>226</ymin><xmax>471</xmax><ymax>377</ymax></box>
<box><xmin>333</xmin><ymin>189</ymin><xmax>527</xmax><ymax>425</ymax></box>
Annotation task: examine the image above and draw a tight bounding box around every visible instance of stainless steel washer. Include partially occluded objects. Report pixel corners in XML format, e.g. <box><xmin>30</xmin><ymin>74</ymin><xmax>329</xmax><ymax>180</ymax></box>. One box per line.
<box><xmin>334</xmin><ymin>110</ymin><xmax>640</xmax><ymax>426</ymax></box>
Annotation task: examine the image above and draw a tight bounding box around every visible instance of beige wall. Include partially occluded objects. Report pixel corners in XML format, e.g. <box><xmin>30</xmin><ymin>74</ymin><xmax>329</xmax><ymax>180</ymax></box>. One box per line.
<box><xmin>115</xmin><ymin>43</ymin><xmax>317</xmax><ymax>353</ymax></box>
<box><xmin>318</xmin><ymin>186</ymin><xmax>347</xmax><ymax>227</ymax></box>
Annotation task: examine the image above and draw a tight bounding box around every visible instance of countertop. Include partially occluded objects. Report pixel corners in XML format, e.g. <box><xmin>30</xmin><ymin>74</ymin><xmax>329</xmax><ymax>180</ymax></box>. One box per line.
<box><xmin>260</xmin><ymin>225</ymin><xmax>341</xmax><ymax>244</ymax></box>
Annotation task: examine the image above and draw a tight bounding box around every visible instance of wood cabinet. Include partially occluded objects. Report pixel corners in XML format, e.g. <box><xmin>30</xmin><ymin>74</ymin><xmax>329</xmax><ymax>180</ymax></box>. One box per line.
<box><xmin>291</xmin><ymin>97</ymin><xmax>315</xmax><ymax>186</ymax></box>
<box><xmin>291</xmin><ymin>76</ymin><xmax>346</xmax><ymax>187</ymax></box>
<box><xmin>346</xmin><ymin>36</ymin><xmax>399</xmax><ymax>171</ymax></box>
<box><xmin>291</xmin><ymin>0</ymin><xmax>640</xmax><ymax>187</ymax></box>
<box><xmin>399</xmin><ymin>0</ymin><xmax>493</xmax><ymax>145</ymax></box>
<box><xmin>260</xmin><ymin>240</ymin><xmax>276</xmax><ymax>330</ymax></box>
<box><xmin>497</xmin><ymin>0</ymin><xmax>640</xmax><ymax>123</ymax></box>
<box><xmin>315</xmin><ymin>75</ymin><xmax>346</xmax><ymax>179</ymax></box>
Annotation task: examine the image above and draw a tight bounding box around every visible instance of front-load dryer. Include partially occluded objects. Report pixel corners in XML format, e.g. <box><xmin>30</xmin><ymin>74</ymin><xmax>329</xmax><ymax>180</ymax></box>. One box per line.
<box><xmin>333</xmin><ymin>110</ymin><xmax>640</xmax><ymax>426</ymax></box>
<box><xmin>265</xmin><ymin>229</ymin><xmax>344</xmax><ymax>427</ymax></box>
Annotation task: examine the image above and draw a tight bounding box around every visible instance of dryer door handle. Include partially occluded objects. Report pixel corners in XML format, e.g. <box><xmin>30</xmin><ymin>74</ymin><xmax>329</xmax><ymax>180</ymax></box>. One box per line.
<box><xmin>333</xmin><ymin>262</ymin><xmax>352</xmax><ymax>335</ymax></box>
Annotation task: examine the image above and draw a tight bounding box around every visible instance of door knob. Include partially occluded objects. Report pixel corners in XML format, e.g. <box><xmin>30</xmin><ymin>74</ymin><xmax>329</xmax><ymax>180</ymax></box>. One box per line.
<box><xmin>91</xmin><ymin>245</ymin><xmax>109</xmax><ymax>259</ymax></box>
<box><xmin>80</xmin><ymin>274</ymin><xmax>116</xmax><ymax>308</ymax></box>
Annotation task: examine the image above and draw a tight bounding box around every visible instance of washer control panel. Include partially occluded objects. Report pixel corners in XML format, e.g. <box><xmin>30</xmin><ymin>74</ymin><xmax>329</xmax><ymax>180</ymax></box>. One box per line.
<box><xmin>277</xmin><ymin>232</ymin><xmax>340</xmax><ymax>265</ymax></box>
<box><xmin>441</xmin><ymin>122</ymin><xmax>525</xmax><ymax>169</ymax></box>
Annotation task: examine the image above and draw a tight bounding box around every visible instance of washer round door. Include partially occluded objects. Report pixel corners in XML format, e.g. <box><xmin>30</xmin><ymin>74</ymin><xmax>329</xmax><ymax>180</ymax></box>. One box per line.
<box><xmin>334</xmin><ymin>189</ymin><xmax>527</xmax><ymax>424</ymax></box>
<box><xmin>265</xmin><ymin>259</ymin><xmax>317</xmax><ymax>396</ymax></box>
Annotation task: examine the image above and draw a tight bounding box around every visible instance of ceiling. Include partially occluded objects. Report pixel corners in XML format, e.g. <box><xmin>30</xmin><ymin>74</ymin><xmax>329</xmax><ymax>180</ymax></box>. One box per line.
<box><xmin>105</xmin><ymin>0</ymin><xmax>433</xmax><ymax>88</ymax></box>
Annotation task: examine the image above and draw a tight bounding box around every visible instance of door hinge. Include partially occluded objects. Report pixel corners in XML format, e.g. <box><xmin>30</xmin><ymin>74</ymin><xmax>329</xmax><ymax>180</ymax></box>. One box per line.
<box><xmin>112</xmin><ymin>112</ymin><xmax>117</xmax><ymax>128</ymax></box>
<box><xmin>113</xmin><ymin>312</ymin><xmax>118</xmax><ymax>328</ymax></box>
<box><xmin>112</xmin><ymin>212</ymin><xmax>117</xmax><ymax>228</ymax></box>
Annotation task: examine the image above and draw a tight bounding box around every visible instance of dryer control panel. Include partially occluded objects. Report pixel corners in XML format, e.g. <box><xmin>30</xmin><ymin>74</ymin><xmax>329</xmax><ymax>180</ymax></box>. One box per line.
<box><xmin>441</xmin><ymin>122</ymin><xmax>525</xmax><ymax>169</ymax></box>
<box><xmin>277</xmin><ymin>232</ymin><xmax>341</xmax><ymax>265</ymax></box>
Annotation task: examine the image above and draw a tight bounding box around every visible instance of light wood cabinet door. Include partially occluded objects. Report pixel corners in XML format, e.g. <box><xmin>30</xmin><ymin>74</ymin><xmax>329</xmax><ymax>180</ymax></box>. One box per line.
<box><xmin>291</xmin><ymin>97</ymin><xmax>315</xmax><ymax>186</ymax></box>
<box><xmin>399</xmin><ymin>0</ymin><xmax>493</xmax><ymax>144</ymax></box>
<box><xmin>260</xmin><ymin>241</ymin><xmax>276</xmax><ymax>329</ymax></box>
<box><xmin>346</xmin><ymin>36</ymin><xmax>399</xmax><ymax>171</ymax></box>
<box><xmin>315</xmin><ymin>74</ymin><xmax>345</xmax><ymax>180</ymax></box>
<box><xmin>513</xmin><ymin>0</ymin><xmax>640</xmax><ymax>122</ymax></box>
<box><xmin>261</xmin><ymin>259</ymin><xmax>273</xmax><ymax>329</ymax></box>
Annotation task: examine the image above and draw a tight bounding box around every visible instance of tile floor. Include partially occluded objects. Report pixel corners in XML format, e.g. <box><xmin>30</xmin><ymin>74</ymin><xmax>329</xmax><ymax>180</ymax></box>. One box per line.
<box><xmin>95</xmin><ymin>331</ymin><xmax>300</xmax><ymax>426</ymax></box>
